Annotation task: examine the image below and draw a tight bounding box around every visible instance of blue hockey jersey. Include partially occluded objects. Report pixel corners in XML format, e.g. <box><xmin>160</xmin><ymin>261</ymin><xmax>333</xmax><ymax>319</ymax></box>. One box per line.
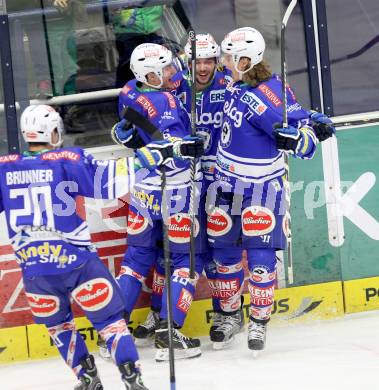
<box><xmin>172</xmin><ymin>70</ymin><xmax>228</xmax><ymax>182</ymax></box>
<box><xmin>118</xmin><ymin>79</ymin><xmax>200</xmax><ymax>190</ymax></box>
<box><xmin>0</xmin><ymin>148</ymin><xmax>136</xmax><ymax>276</ymax></box>
<box><xmin>215</xmin><ymin>74</ymin><xmax>317</xmax><ymax>185</ymax></box>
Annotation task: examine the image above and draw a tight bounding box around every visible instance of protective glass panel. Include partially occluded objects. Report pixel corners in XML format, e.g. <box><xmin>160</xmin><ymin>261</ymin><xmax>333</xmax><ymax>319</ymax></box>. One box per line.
<box><xmin>326</xmin><ymin>0</ymin><xmax>379</xmax><ymax>115</ymax></box>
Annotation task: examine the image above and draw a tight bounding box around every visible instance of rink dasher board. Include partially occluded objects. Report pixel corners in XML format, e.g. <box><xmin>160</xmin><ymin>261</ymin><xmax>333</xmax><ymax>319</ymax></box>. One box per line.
<box><xmin>0</xmin><ymin>280</ymin><xmax>345</xmax><ymax>364</ymax></box>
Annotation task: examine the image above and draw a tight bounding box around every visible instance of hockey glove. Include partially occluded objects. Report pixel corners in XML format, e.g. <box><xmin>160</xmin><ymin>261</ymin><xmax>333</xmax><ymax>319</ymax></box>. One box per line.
<box><xmin>135</xmin><ymin>141</ymin><xmax>173</xmax><ymax>171</ymax></box>
<box><xmin>111</xmin><ymin>119</ymin><xmax>146</xmax><ymax>149</ymax></box>
<box><xmin>310</xmin><ymin>111</ymin><xmax>336</xmax><ymax>142</ymax></box>
<box><xmin>172</xmin><ymin>136</ymin><xmax>205</xmax><ymax>159</ymax></box>
<box><xmin>273</xmin><ymin>125</ymin><xmax>301</xmax><ymax>154</ymax></box>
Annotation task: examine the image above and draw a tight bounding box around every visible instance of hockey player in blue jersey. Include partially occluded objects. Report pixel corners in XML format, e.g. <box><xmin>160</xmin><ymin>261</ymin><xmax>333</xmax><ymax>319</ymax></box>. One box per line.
<box><xmin>207</xmin><ymin>27</ymin><xmax>335</xmax><ymax>352</ymax></box>
<box><xmin>130</xmin><ymin>33</ymin><xmax>240</xmax><ymax>348</ymax></box>
<box><xmin>0</xmin><ymin>104</ymin><xmax>202</xmax><ymax>389</ymax></box>
<box><xmin>112</xmin><ymin>42</ymin><xmax>206</xmax><ymax>361</ymax></box>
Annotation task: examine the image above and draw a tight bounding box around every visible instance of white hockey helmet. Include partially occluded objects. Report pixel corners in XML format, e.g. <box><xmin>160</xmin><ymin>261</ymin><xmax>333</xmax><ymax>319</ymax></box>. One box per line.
<box><xmin>20</xmin><ymin>105</ymin><xmax>64</xmax><ymax>147</ymax></box>
<box><xmin>130</xmin><ymin>43</ymin><xmax>173</xmax><ymax>88</ymax></box>
<box><xmin>221</xmin><ymin>27</ymin><xmax>265</xmax><ymax>74</ymax></box>
<box><xmin>184</xmin><ymin>33</ymin><xmax>220</xmax><ymax>59</ymax></box>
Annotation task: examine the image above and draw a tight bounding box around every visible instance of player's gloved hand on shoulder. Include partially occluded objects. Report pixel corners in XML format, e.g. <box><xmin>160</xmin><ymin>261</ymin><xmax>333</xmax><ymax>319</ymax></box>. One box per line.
<box><xmin>310</xmin><ymin>111</ymin><xmax>336</xmax><ymax>142</ymax></box>
<box><xmin>273</xmin><ymin>124</ymin><xmax>301</xmax><ymax>154</ymax></box>
<box><xmin>173</xmin><ymin>135</ymin><xmax>204</xmax><ymax>160</ymax></box>
<box><xmin>111</xmin><ymin>119</ymin><xmax>145</xmax><ymax>149</ymax></box>
<box><xmin>135</xmin><ymin>140</ymin><xmax>173</xmax><ymax>170</ymax></box>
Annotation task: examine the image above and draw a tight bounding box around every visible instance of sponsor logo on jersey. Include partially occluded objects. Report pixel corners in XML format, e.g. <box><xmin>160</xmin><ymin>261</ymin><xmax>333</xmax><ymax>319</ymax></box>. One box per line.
<box><xmin>176</xmin><ymin>288</ymin><xmax>193</xmax><ymax>313</ymax></box>
<box><xmin>163</xmin><ymin>92</ymin><xmax>177</xmax><ymax>109</ymax></box>
<box><xmin>287</xmin><ymin>102</ymin><xmax>302</xmax><ymax>113</ymax></box>
<box><xmin>242</xmin><ymin>206</ymin><xmax>276</xmax><ymax>236</ymax></box>
<box><xmin>210</xmin><ymin>89</ymin><xmax>225</xmax><ymax>103</ymax></box>
<box><xmin>216</xmin><ymin>154</ymin><xmax>235</xmax><ymax>173</ymax></box>
<box><xmin>15</xmin><ymin>242</ymin><xmax>78</xmax><ymax>267</ymax></box>
<box><xmin>282</xmin><ymin>212</ymin><xmax>291</xmax><ymax>238</ymax></box>
<box><xmin>250</xmin><ymin>265</ymin><xmax>276</xmax><ymax>283</ymax></box>
<box><xmin>132</xmin><ymin>189</ymin><xmax>158</xmax><ymax>211</ymax></box>
<box><xmin>287</xmin><ymin>85</ymin><xmax>296</xmax><ymax>101</ymax></box>
<box><xmin>208</xmin><ymin>278</ymin><xmax>240</xmax><ymax>298</ymax></box>
<box><xmin>162</xmin><ymin>110</ymin><xmax>175</xmax><ymax>120</ymax></box>
<box><xmin>167</xmin><ymin>213</ymin><xmax>199</xmax><ymax>244</ymax></box>
<box><xmin>127</xmin><ymin>209</ymin><xmax>149</xmax><ymax>235</ymax></box>
<box><xmin>152</xmin><ymin>271</ymin><xmax>165</xmax><ymax>295</ymax></box>
<box><xmin>207</xmin><ymin>207</ymin><xmax>232</xmax><ymax>236</ymax></box>
<box><xmin>248</xmin><ymin>284</ymin><xmax>274</xmax><ymax>306</ymax></box>
<box><xmin>122</xmin><ymin>85</ymin><xmax>132</xmax><ymax>95</ymax></box>
<box><xmin>26</xmin><ymin>293</ymin><xmax>60</xmax><ymax>317</ymax></box>
<box><xmin>42</xmin><ymin>151</ymin><xmax>80</xmax><ymax>161</ymax></box>
<box><xmin>0</xmin><ymin>154</ymin><xmax>20</xmax><ymax>163</ymax></box>
<box><xmin>136</xmin><ymin>95</ymin><xmax>158</xmax><ymax>118</ymax></box>
<box><xmin>258</xmin><ymin>84</ymin><xmax>282</xmax><ymax>107</ymax></box>
<box><xmin>72</xmin><ymin>278</ymin><xmax>113</xmax><ymax>312</ymax></box>
<box><xmin>241</xmin><ymin>91</ymin><xmax>267</xmax><ymax>115</ymax></box>
<box><xmin>223</xmin><ymin>98</ymin><xmax>243</xmax><ymax>127</ymax></box>
<box><xmin>197</xmin><ymin>111</ymin><xmax>223</xmax><ymax>129</ymax></box>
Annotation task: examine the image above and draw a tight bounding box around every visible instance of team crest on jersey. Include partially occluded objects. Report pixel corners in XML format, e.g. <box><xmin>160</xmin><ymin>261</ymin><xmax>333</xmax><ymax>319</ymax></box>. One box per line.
<box><xmin>196</xmin><ymin>127</ymin><xmax>212</xmax><ymax>153</ymax></box>
<box><xmin>242</xmin><ymin>206</ymin><xmax>276</xmax><ymax>236</ymax></box>
<box><xmin>167</xmin><ymin>213</ymin><xmax>199</xmax><ymax>243</ymax></box>
<box><xmin>72</xmin><ymin>278</ymin><xmax>113</xmax><ymax>312</ymax></box>
<box><xmin>220</xmin><ymin>120</ymin><xmax>232</xmax><ymax>147</ymax></box>
<box><xmin>26</xmin><ymin>293</ymin><xmax>60</xmax><ymax>317</ymax></box>
<box><xmin>241</xmin><ymin>91</ymin><xmax>267</xmax><ymax>115</ymax></box>
<box><xmin>210</xmin><ymin>89</ymin><xmax>225</xmax><ymax>103</ymax></box>
<box><xmin>127</xmin><ymin>209</ymin><xmax>149</xmax><ymax>234</ymax></box>
<box><xmin>207</xmin><ymin>207</ymin><xmax>232</xmax><ymax>236</ymax></box>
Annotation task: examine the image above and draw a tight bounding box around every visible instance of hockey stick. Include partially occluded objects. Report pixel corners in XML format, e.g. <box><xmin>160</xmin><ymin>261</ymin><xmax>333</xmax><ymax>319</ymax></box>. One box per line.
<box><xmin>121</xmin><ymin>106</ymin><xmax>177</xmax><ymax>389</ymax></box>
<box><xmin>281</xmin><ymin>0</ymin><xmax>298</xmax><ymax>285</ymax></box>
<box><xmin>188</xmin><ymin>29</ymin><xmax>197</xmax><ymax>280</ymax></box>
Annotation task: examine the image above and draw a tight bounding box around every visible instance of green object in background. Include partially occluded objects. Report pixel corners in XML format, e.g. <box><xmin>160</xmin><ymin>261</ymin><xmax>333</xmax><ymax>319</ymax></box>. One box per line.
<box><xmin>112</xmin><ymin>5</ymin><xmax>163</xmax><ymax>35</ymax></box>
<box><xmin>288</xmin><ymin>124</ymin><xmax>379</xmax><ymax>286</ymax></box>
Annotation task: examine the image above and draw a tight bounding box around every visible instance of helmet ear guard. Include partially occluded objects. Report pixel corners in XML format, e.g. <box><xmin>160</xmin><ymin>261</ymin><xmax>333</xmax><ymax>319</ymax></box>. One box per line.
<box><xmin>130</xmin><ymin>43</ymin><xmax>174</xmax><ymax>88</ymax></box>
<box><xmin>221</xmin><ymin>27</ymin><xmax>266</xmax><ymax>74</ymax></box>
<box><xmin>20</xmin><ymin>105</ymin><xmax>64</xmax><ymax>147</ymax></box>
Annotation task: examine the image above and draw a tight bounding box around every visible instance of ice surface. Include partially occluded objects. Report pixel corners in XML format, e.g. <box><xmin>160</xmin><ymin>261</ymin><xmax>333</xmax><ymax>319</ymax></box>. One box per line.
<box><xmin>1</xmin><ymin>311</ymin><xmax>379</xmax><ymax>390</ymax></box>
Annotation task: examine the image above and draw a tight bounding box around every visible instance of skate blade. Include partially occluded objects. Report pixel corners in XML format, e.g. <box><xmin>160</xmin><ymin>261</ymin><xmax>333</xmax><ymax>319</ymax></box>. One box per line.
<box><xmin>98</xmin><ymin>347</ymin><xmax>111</xmax><ymax>361</ymax></box>
<box><xmin>252</xmin><ymin>350</ymin><xmax>260</xmax><ymax>358</ymax></box>
<box><xmin>134</xmin><ymin>336</ymin><xmax>154</xmax><ymax>347</ymax></box>
<box><xmin>212</xmin><ymin>335</ymin><xmax>235</xmax><ymax>350</ymax></box>
<box><xmin>155</xmin><ymin>347</ymin><xmax>202</xmax><ymax>362</ymax></box>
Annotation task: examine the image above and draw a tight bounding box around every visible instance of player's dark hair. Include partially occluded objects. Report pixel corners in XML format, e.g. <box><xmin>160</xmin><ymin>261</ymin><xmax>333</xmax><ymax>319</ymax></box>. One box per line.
<box><xmin>242</xmin><ymin>59</ymin><xmax>272</xmax><ymax>87</ymax></box>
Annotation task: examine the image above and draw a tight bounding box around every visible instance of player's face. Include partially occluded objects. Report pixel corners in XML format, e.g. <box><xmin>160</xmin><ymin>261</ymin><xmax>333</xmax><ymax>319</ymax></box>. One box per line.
<box><xmin>161</xmin><ymin>64</ymin><xmax>179</xmax><ymax>90</ymax></box>
<box><xmin>222</xmin><ymin>54</ymin><xmax>240</xmax><ymax>81</ymax></box>
<box><xmin>195</xmin><ymin>58</ymin><xmax>217</xmax><ymax>87</ymax></box>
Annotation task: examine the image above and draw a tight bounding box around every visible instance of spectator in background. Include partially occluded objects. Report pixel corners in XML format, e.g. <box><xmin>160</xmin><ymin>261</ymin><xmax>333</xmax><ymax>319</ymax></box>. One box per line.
<box><xmin>111</xmin><ymin>5</ymin><xmax>165</xmax><ymax>87</ymax></box>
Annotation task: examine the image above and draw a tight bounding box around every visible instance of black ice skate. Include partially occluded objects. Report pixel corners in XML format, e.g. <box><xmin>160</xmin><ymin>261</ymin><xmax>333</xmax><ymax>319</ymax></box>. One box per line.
<box><xmin>210</xmin><ymin>308</ymin><xmax>244</xmax><ymax>350</ymax></box>
<box><xmin>97</xmin><ymin>335</ymin><xmax>111</xmax><ymax>361</ymax></box>
<box><xmin>119</xmin><ymin>361</ymin><xmax>149</xmax><ymax>390</ymax></box>
<box><xmin>155</xmin><ymin>320</ymin><xmax>201</xmax><ymax>361</ymax></box>
<box><xmin>209</xmin><ymin>311</ymin><xmax>223</xmax><ymax>336</ymax></box>
<box><xmin>248</xmin><ymin>319</ymin><xmax>267</xmax><ymax>356</ymax></box>
<box><xmin>74</xmin><ymin>354</ymin><xmax>103</xmax><ymax>390</ymax></box>
<box><xmin>133</xmin><ymin>309</ymin><xmax>160</xmax><ymax>346</ymax></box>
